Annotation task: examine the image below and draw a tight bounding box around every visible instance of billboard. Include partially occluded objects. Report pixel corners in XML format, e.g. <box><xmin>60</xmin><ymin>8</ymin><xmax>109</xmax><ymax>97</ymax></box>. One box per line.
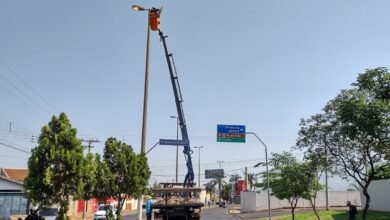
<box><xmin>205</xmin><ymin>169</ymin><xmax>224</xmax><ymax>179</ymax></box>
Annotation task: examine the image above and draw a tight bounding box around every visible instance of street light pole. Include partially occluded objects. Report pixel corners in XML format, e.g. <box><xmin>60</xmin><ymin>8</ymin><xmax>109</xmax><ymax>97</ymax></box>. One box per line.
<box><xmin>170</xmin><ymin>116</ymin><xmax>179</xmax><ymax>182</ymax></box>
<box><xmin>194</xmin><ymin>146</ymin><xmax>204</xmax><ymax>187</ymax></box>
<box><xmin>132</xmin><ymin>5</ymin><xmax>153</xmax><ymax>220</ymax></box>
<box><xmin>246</xmin><ymin>132</ymin><xmax>271</xmax><ymax>220</ymax></box>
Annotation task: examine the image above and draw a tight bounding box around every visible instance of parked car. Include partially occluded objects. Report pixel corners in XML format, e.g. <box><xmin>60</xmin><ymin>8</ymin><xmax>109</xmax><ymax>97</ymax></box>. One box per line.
<box><xmin>39</xmin><ymin>208</ymin><xmax>58</xmax><ymax>220</ymax></box>
<box><xmin>0</xmin><ymin>204</ymin><xmax>11</xmax><ymax>220</ymax></box>
<box><xmin>94</xmin><ymin>204</ymin><xmax>117</xmax><ymax>220</ymax></box>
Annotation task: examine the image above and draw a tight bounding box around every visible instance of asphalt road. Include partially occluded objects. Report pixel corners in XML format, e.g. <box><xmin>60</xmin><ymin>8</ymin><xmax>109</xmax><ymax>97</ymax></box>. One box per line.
<box><xmin>202</xmin><ymin>206</ymin><xmax>239</xmax><ymax>220</ymax></box>
<box><xmin>122</xmin><ymin>206</ymin><xmax>239</xmax><ymax>220</ymax></box>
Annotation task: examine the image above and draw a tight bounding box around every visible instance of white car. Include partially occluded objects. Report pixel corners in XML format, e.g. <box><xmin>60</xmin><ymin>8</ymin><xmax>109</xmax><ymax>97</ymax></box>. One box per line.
<box><xmin>94</xmin><ymin>204</ymin><xmax>117</xmax><ymax>220</ymax></box>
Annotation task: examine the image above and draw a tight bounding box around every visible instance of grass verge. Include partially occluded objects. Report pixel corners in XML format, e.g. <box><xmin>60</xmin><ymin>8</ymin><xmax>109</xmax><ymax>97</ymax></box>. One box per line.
<box><xmin>258</xmin><ymin>210</ymin><xmax>390</xmax><ymax>220</ymax></box>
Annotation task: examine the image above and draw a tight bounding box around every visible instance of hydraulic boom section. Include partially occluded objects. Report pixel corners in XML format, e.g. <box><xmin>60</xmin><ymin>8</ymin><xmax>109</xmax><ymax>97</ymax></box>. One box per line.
<box><xmin>158</xmin><ymin>30</ymin><xmax>194</xmax><ymax>187</ymax></box>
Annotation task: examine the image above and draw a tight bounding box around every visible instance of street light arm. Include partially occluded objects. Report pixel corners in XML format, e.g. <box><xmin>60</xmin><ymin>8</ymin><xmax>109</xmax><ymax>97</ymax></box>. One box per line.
<box><xmin>246</xmin><ymin>132</ymin><xmax>268</xmax><ymax>152</ymax></box>
<box><xmin>132</xmin><ymin>5</ymin><xmax>147</xmax><ymax>11</ymax></box>
<box><xmin>146</xmin><ymin>141</ymin><xmax>160</xmax><ymax>154</ymax></box>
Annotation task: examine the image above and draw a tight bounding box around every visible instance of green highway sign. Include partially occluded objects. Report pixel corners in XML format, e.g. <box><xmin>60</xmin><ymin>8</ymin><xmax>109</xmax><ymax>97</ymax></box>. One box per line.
<box><xmin>217</xmin><ymin>124</ymin><xmax>246</xmax><ymax>143</ymax></box>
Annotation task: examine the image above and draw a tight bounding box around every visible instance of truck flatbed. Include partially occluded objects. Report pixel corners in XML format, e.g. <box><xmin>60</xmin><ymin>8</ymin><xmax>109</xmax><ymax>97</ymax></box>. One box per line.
<box><xmin>151</xmin><ymin>203</ymin><xmax>203</xmax><ymax>208</ymax></box>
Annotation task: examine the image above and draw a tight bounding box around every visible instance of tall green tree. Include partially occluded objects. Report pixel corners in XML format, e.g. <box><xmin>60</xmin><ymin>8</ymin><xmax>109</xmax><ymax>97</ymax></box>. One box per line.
<box><xmin>296</xmin><ymin>68</ymin><xmax>390</xmax><ymax>220</ymax></box>
<box><xmin>228</xmin><ymin>174</ymin><xmax>241</xmax><ymax>184</ymax></box>
<box><xmin>256</xmin><ymin>152</ymin><xmax>322</xmax><ymax>220</ymax></box>
<box><xmin>24</xmin><ymin>113</ymin><xmax>86</xmax><ymax>220</ymax></box>
<box><xmin>92</xmin><ymin>154</ymin><xmax>114</xmax><ymax>201</ymax></box>
<box><xmin>300</xmin><ymin>156</ymin><xmax>324</xmax><ymax>220</ymax></box>
<box><xmin>204</xmin><ymin>180</ymin><xmax>217</xmax><ymax>202</ymax></box>
<box><xmin>221</xmin><ymin>184</ymin><xmax>232</xmax><ymax>201</ymax></box>
<box><xmin>204</xmin><ymin>178</ymin><xmax>226</xmax><ymax>202</ymax></box>
<box><xmin>80</xmin><ymin>153</ymin><xmax>97</xmax><ymax>219</ymax></box>
<box><xmin>81</xmin><ymin>153</ymin><xmax>98</xmax><ymax>200</ymax></box>
<box><xmin>93</xmin><ymin>138</ymin><xmax>150</xmax><ymax>220</ymax></box>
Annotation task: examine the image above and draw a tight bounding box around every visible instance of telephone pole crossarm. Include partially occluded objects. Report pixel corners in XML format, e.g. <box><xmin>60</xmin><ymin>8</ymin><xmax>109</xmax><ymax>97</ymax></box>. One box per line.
<box><xmin>80</xmin><ymin>139</ymin><xmax>100</xmax><ymax>153</ymax></box>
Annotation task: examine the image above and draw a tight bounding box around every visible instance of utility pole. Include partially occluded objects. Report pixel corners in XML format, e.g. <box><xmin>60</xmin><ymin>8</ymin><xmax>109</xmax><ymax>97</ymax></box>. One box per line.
<box><xmin>217</xmin><ymin>160</ymin><xmax>224</xmax><ymax>169</ymax></box>
<box><xmin>216</xmin><ymin>161</ymin><xmax>224</xmax><ymax>202</ymax></box>
<box><xmin>80</xmin><ymin>139</ymin><xmax>100</xmax><ymax>153</ymax></box>
<box><xmin>244</xmin><ymin>167</ymin><xmax>248</xmax><ymax>191</ymax></box>
<box><xmin>194</xmin><ymin>146</ymin><xmax>204</xmax><ymax>187</ymax></box>
<box><xmin>80</xmin><ymin>138</ymin><xmax>100</xmax><ymax>220</ymax></box>
<box><xmin>171</xmin><ymin>116</ymin><xmax>180</xmax><ymax>182</ymax></box>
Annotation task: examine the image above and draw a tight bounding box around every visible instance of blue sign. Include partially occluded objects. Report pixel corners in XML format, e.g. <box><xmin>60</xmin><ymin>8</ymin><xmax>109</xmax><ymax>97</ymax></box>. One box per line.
<box><xmin>217</xmin><ymin>125</ymin><xmax>245</xmax><ymax>134</ymax></box>
<box><xmin>217</xmin><ymin>124</ymin><xmax>246</xmax><ymax>143</ymax></box>
<box><xmin>159</xmin><ymin>139</ymin><xmax>189</xmax><ymax>146</ymax></box>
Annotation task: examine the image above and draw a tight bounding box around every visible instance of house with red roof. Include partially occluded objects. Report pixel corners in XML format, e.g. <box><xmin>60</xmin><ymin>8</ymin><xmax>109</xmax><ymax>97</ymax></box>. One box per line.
<box><xmin>0</xmin><ymin>168</ymin><xmax>29</xmax><ymax>214</ymax></box>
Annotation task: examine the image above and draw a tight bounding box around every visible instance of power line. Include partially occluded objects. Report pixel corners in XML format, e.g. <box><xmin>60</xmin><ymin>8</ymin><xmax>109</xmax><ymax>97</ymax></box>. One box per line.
<box><xmin>0</xmin><ymin>83</ymin><xmax>48</xmax><ymax>118</ymax></box>
<box><xmin>148</xmin><ymin>158</ymin><xmax>264</xmax><ymax>169</ymax></box>
<box><xmin>0</xmin><ymin>117</ymin><xmax>38</xmax><ymax>135</ymax></box>
<box><xmin>0</xmin><ymin>133</ymin><xmax>38</xmax><ymax>144</ymax></box>
<box><xmin>0</xmin><ymin>137</ymin><xmax>34</xmax><ymax>151</ymax></box>
<box><xmin>0</xmin><ymin>154</ymin><xmax>29</xmax><ymax>160</ymax></box>
<box><xmin>0</xmin><ymin>60</ymin><xmax>93</xmax><ymax>136</ymax></box>
<box><xmin>0</xmin><ymin>58</ymin><xmax>59</xmax><ymax>113</ymax></box>
<box><xmin>0</xmin><ymin>72</ymin><xmax>53</xmax><ymax>116</ymax></box>
<box><xmin>0</xmin><ymin>141</ymin><xmax>31</xmax><ymax>154</ymax></box>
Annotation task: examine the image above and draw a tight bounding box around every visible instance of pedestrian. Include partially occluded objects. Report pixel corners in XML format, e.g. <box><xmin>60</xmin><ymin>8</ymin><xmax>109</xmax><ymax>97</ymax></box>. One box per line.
<box><xmin>145</xmin><ymin>195</ymin><xmax>154</xmax><ymax>220</ymax></box>
<box><xmin>207</xmin><ymin>200</ymin><xmax>210</xmax><ymax>208</ymax></box>
<box><xmin>346</xmin><ymin>201</ymin><xmax>358</xmax><ymax>220</ymax></box>
<box><xmin>24</xmin><ymin>206</ymin><xmax>44</xmax><ymax>220</ymax></box>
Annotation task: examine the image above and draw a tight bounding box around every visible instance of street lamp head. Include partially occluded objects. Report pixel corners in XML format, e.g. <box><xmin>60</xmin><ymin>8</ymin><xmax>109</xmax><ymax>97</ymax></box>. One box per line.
<box><xmin>170</xmin><ymin>116</ymin><xmax>177</xmax><ymax>119</ymax></box>
<box><xmin>132</xmin><ymin>5</ymin><xmax>146</xmax><ymax>11</ymax></box>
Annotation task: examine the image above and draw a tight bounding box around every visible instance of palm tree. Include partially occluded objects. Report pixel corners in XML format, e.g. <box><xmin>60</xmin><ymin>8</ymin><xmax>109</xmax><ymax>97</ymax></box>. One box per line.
<box><xmin>205</xmin><ymin>179</ymin><xmax>218</xmax><ymax>202</ymax></box>
<box><xmin>228</xmin><ymin>173</ymin><xmax>243</xmax><ymax>196</ymax></box>
<box><xmin>205</xmin><ymin>178</ymin><xmax>227</xmax><ymax>202</ymax></box>
<box><xmin>229</xmin><ymin>174</ymin><xmax>242</xmax><ymax>184</ymax></box>
<box><xmin>247</xmin><ymin>173</ymin><xmax>258</xmax><ymax>191</ymax></box>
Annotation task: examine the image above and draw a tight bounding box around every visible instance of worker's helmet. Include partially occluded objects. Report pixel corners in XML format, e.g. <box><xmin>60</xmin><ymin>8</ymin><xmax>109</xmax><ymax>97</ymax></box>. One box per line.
<box><xmin>30</xmin><ymin>205</ymin><xmax>39</xmax><ymax>214</ymax></box>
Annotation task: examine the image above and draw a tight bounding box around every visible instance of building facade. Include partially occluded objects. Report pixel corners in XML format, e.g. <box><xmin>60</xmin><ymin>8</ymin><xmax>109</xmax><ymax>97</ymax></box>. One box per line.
<box><xmin>0</xmin><ymin>168</ymin><xmax>29</xmax><ymax>214</ymax></box>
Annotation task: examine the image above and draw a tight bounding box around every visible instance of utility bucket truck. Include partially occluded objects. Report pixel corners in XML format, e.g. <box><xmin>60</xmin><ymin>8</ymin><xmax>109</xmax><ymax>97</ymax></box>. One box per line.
<box><xmin>141</xmin><ymin>7</ymin><xmax>204</xmax><ymax>220</ymax></box>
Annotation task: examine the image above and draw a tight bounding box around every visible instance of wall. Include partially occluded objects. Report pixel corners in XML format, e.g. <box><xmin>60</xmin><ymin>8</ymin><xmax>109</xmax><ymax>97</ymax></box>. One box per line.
<box><xmin>241</xmin><ymin>190</ymin><xmax>361</xmax><ymax>213</ymax></box>
<box><xmin>368</xmin><ymin>179</ymin><xmax>390</xmax><ymax>212</ymax></box>
<box><xmin>0</xmin><ymin>178</ymin><xmax>23</xmax><ymax>191</ymax></box>
<box><xmin>0</xmin><ymin>178</ymin><xmax>27</xmax><ymax>214</ymax></box>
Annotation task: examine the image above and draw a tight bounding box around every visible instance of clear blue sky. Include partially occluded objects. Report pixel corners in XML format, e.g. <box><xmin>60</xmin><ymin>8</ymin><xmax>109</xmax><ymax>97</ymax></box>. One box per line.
<box><xmin>1</xmin><ymin>0</ymin><xmax>389</xmax><ymax>189</ymax></box>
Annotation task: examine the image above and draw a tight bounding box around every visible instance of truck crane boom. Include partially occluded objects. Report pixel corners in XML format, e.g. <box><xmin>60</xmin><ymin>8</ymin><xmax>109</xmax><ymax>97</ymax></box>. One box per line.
<box><xmin>158</xmin><ymin>30</ymin><xmax>195</xmax><ymax>187</ymax></box>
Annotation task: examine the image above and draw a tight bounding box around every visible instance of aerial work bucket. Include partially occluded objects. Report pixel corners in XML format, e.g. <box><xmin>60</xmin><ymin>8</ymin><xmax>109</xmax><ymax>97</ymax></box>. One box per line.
<box><xmin>149</xmin><ymin>11</ymin><xmax>160</xmax><ymax>31</ymax></box>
